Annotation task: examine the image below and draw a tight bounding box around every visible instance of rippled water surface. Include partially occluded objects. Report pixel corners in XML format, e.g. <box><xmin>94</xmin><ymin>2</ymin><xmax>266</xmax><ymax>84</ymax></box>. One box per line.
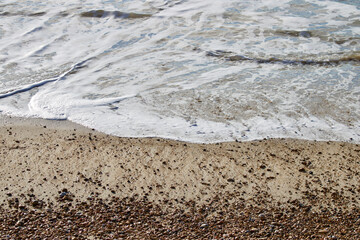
<box><xmin>0</xmin><ymin>0</ymin><xmax>359</xmax><ymax>142</ymax></box>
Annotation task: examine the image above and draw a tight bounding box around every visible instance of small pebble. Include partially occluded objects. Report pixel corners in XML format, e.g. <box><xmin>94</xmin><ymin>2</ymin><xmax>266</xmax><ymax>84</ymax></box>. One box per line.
<box><xmin>200</xmin><ymin>223</ymin><xmax>208</xmax><ymax>229</ymax></box>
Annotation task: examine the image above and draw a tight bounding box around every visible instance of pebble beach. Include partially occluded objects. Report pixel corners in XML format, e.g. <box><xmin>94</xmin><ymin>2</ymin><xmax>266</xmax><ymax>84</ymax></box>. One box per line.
<box><xmin>1</xmin><ymin>1</ymin><xmax>360</xmax><ymax>239</ymax></box>
<box><xmin>0</xmin><ymin>116</ymin><xmax>359</xmax><ymax>239</ymax></box>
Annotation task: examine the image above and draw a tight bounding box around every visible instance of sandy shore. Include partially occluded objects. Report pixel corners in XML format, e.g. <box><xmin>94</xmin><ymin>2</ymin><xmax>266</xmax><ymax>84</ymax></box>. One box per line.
<box><xmin>0</xmin><ymin>116</ymin><xmax>359</xmax><ymax>239</ymax></box>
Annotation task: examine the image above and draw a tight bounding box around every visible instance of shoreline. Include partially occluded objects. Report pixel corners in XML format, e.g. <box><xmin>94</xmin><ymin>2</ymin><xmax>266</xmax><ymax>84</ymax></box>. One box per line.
<box><xmin>2</xmin><ymin>114</ymin><xmax>359</xmax><ymax>145</ymax></box>
<box><xmin>0</xmin><ymin>115</ymin><xmax>359</xmax><ymax>238</ymax></box>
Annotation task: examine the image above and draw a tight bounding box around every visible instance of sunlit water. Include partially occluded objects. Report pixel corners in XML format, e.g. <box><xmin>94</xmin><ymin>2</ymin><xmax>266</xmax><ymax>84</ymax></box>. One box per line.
<box><xmin>0</xmin><ymin>0</ymin><xmax>359</xmax><ymax>143</ymax></box>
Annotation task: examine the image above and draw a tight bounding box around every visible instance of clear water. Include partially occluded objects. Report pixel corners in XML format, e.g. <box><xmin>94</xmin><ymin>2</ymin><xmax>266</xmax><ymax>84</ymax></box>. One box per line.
<box><xmin>0</xmin><ymin>0</ymin><xmax>359</xmax><ymax>143</ymax></box>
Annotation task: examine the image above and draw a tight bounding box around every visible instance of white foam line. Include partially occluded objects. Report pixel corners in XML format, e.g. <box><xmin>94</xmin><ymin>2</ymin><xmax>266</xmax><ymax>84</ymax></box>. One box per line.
<box><xmin>0</xmin><ymin>58</ymin><xmax>92</xmax><ymax>99</ymax></box>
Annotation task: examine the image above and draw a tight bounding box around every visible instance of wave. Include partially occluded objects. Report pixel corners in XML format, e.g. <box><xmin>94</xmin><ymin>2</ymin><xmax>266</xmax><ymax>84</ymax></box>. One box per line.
<box><xmin>0</xmin><ymin>58</ymin><xmax>91</xmax><ymax>99</ymax></box>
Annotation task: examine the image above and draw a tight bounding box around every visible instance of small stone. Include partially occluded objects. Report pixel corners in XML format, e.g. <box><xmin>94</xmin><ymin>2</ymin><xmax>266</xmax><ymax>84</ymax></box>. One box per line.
<box><xmin>19</xmin><ymin>205</ymin><xmax>26</xmax><ymax>210</ymax></box>
<box><xmin>250</xmin><ymin>228</ymin><xmax>258</xmax><ymax>232</ymax></box>
<box><xmin>200</xmin><ymin>223</ymin><xmax>208</xmax><ymax>229</ymax></box>
<box><xmin>76</xmin><ymin>211</ymin><xmax>83</xmax><ymax>216</ymax></box>
<box><xmin>32</xmin><ymin>200</ymin><xmax>43</xmax><ymax>209</ymax></box>
<box><xmin>15</xmin><ymin>219</ymin><xmax>25</xmax><ymax>227</ymax></box>
<box><xmin>58</xmin><ymin>190</ymin><xmax>74</xmax><ymax>201</ymax></box>
<box><xmin>60</xmin><ymin>192</ymin><xmax>67</xmax><ymax>198</ymax></box>
<box><xmin>318</xmin><ymin>228</ymin><xmax>329</xmax><ymax>234</ymax></box>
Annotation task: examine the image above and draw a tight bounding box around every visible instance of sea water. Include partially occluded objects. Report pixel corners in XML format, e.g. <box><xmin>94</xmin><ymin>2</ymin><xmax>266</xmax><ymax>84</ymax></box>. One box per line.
<box><xmin>0</xmin><ymin>0</ymin><xmax>359</xmax><ymax>143</ymax></box>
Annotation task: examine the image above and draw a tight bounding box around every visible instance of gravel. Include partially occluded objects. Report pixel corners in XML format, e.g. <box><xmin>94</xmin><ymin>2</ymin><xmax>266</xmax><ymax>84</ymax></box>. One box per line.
<box><xmin>0</xmin><ymin>195</ymin><xmax>359</xmax><ymax>239</ymax></box>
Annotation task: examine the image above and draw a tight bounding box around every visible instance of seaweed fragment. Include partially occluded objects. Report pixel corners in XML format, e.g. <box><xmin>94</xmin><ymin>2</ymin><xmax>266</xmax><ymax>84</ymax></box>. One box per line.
<box><xmin>207</xmin><ymin>50</ymin><xmax>360</xmax><ymax>66</ymax></box>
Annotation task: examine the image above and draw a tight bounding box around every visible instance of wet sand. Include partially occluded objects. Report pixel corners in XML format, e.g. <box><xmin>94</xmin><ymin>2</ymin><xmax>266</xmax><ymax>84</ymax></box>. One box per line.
<box><xmin>0</xmin><ymin>116</ymin><xmax>359</xmax><ymax>239</ymax></box>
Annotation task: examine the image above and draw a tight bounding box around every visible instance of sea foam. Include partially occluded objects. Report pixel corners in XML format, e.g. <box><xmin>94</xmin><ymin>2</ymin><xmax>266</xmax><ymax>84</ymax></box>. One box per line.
<box><xmin>0</xmin><ymin>0</ymin><xmax>359</xmax><ymax>143</ymax></box>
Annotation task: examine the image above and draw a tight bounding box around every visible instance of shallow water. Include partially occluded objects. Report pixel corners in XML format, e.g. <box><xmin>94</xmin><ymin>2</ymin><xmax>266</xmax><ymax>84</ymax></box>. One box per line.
<box><xmin>0</xmin><ymin>0</ymin><xmax>359</xmax><ymax>143</ymax></box>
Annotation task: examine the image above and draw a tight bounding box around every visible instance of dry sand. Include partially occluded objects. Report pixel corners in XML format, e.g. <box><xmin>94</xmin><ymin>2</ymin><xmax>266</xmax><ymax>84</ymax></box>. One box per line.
<box><xmin>0</xmin><ymin>116</ymin><xmax>359</xmax><ymax>239</ymax></box>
